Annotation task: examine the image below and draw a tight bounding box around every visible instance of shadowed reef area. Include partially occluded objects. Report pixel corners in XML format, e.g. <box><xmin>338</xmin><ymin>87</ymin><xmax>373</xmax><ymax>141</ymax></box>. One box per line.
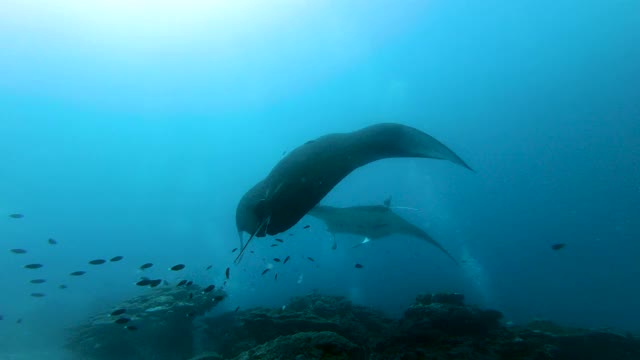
<box><xmin>66</xmin><ymin>290</ymin><xmax>639</xmax><ymax>360</ymax></box>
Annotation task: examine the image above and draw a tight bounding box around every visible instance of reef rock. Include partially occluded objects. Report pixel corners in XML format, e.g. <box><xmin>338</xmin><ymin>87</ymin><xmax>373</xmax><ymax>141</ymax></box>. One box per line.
<box><xmin>66</xmin><ymin>285</ymin><xmax>226</xmax><ymax>360</ymax></box>
<box><xmin>231</xmin><ymin>331</ymin><xmax>364</xmax><ymax>360</ymax></box>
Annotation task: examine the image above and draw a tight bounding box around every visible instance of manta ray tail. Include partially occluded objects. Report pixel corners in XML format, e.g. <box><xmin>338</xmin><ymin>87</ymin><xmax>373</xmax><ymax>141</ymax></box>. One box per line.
<box><xmin>234</xmin><ymin>217</ymin><xmax>270</xmax><ymax>264</ymax></box>
<box><xmin>418</xmin><ymin>232</ymin><xmax>459</xmax><ymax>266</ymax></box>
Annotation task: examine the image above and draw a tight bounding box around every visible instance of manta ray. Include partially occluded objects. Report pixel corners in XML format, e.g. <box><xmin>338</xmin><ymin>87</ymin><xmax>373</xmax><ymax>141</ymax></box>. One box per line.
<box><xmin>307</xmin><ymin>198</ymin><xmax>458</xmax><ymax>264</ymax></box>
<box><xmin>235</xmin><ymin>123</ymin><xmax>472</xmax><ymax>263</ymax></box>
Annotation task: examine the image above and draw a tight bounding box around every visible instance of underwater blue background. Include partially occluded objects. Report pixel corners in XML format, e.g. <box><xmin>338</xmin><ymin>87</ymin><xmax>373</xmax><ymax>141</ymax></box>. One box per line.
<box><xmin>1</xmin><ymin>0</ymin><xmax>639</xmax><ymax>356</ymax></box>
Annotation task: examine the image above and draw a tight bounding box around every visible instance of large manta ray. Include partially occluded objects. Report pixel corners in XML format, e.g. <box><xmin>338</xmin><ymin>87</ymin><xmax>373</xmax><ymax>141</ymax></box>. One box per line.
<box><xmin>307</xmin><ymin>199</ymin><xmax>458</xmax><ymax>264</ymax></box>
<box><xmin>235</xmin><ymin>123</ymin><xmax>472</xmax><ymax>262</ymax></box>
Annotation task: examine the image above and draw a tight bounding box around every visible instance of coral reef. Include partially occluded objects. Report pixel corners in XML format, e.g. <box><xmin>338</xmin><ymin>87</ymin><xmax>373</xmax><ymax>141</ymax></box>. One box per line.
<box><xmin>66</xmin><ymin>285</ymin><xmax>226</xmax><ymax>360</ymax></box>
<box><xmin>67</xmin><ymin>289</ymin><xmax>640</xmax><ymax>360</ymax></box>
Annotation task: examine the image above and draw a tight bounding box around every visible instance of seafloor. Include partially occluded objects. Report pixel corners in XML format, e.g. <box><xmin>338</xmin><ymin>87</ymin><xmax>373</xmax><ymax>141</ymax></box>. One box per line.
<box><xmin>65</xmin><ymin>288</ymin><xmax>639</xmax><ymax>360</ymax></box>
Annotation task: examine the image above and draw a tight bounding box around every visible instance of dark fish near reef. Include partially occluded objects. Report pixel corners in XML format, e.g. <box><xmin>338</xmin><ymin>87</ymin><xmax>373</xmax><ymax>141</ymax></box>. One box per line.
<box><xmin>189</xmin><ymin>293</ymin><xmax>193</xmax><ymax>299</ymax></box>
<box><xmin>308</xmin><ymin>197</ymin><xmax>458</xmax><ymax>264</ymax></box>
<box><xmin>354</xmin><ymin>263</ymin><xmax>364</xmax><ymax>269</ymax></box>
<box><xmin>306</xmin><ymin>257</ymin><xmax>315</xmax><ymax>262</ymax></box>
<box><xmin>225</xmin><ymin>267</ymin><xmax>230</xmax><ymax>279</ymax></box>
<box><xmin>206</xmin><ymin>265</ymin><xmax>212</xmax><ymax>270</ymax></box>
<box><xmin>234</xmin><ymin>123</ymin><xmax>473</xmax><ymax>262</ymax></box>
<box><xmin>283</xmin><ymin>256</ymin><xmax>290</xmax><ymax>264</ymax></box>
<box><xmin>110</xmin><ymin>309</ymin><xmax>126</xmax><ymax>316</ymax></box>
<box><xmin>551</xmin><ymin>243</ymin><xmax>566</xmax><ymax>251</ymax></box>
<box><xmin>89</xmin><ymin>259</ymin><xmax>106</xmax><ymax>265</ymax></box>
<box><xmin>30</xmin><ymin>293</ymin><xmax>46</xmax><ymax>298</ymax></box>
<box><xmin>270</xmin><ymin>244</ymin><xmax>278</xmax><ymax>247</ymax></box>
<box><xmin>59</xmin><ymin>284</ymin><xmax>68</xmax><ymax>289</ymax></box>
<box><xmin>70</xmin><ymin>271</ymin><xmax>86</xmax><ymax>276</ymax></box>
<box><xmin>9</xmin><ymin>214</ymin><xmax>24</xmax><ymax>219</ymax></box>
<box><xmin>303</xmin><ymin>225</ymin><xmax>311</xmax><ymax>229</ymax></box>
<box><xmin>110</xmin><ymin>256</ymin><xmax>124</xmax><ymax>262</ymax></box>
<box><xmin>136</xmin><ymin>279</ymin><xmax>152</xmax><ymax>286</ymax></box>
<box><xmin>115</xmin><ymin>318</ymin><xmax>130</xmax><ymax>324</ymax></box>
<box><xmin>202</xmin><ymin>285</ymin><xmax>215</xmax><ymax>293</ymax></box>
<box><xmin>149</xmin><ymin>279</ymin><xmax>162</xmax><ymax>287</ymax></box>
<box><xmin>48</xmin><ymin>238</ymin><xmax>57</xmax><ymax>245</ymax></box>
<box><xmin>213</xmin><ymin>295</ymin><xmax>225</xmax><ymax>301</ymax></box>
<box><xmin>231</xmin><ymin>248</ymin><xmax>238</xmax><ymax>253</ymax></box>
<box><xmin>261</xmin><ymin>268</ymin><xmax>270</xmax><ymax>275</ymax></box>
<box><xmin>273</xmin><ymin>258</ymin><xmax>281</xmax><ymax>262</ymax></box>
<box><xmin>140</xmin><ymin>263</ymin><xmax>153</xmax><ymax>270</ymax></box>
<box><xmin>170</xmin><ymin>264</ymin><xmax>185</xmax><ymax>271</ymax></box>
<box><xmin>275</xmin><ymin>238</ymin><xmax>284</xmax><ymax>243</ymax></box>
<box><xmin>125</xmin><ymin>325</ymin><xmax>138</xmax><ymax>331</ymax></box>
<box><xmin>29</xmin><ymin>279</ymin><xmax>46</xmax><ymax>284</ymax></box>
<box><xmin>10</xmin><ymin>249</ymin><xmax>27</xmax><ymax>254</ymax></box>
<box><xmin>24</xmin><ymin>264</ymin><xmax>43</xmax><ymax>269</ymax></box>
<box><xmin>186</xmin><ymin>281</ymin><xmax>193</xmax><ymax>287</ymax></box>
<box><xmin>186</xmin><ymin>312</ymin><xmax>196</xmax><ymax>317</ymax></box>
<box><xmin>16</xmin><ymin>318</ymin><xmax>22</xmax><ymax>324</ymax></box>
<box><xmin>274</xmin><ymin>273</ymin><xmax>278</xmax><ymax>280</ymax></box>
<box><xmin>234</xmin><ymin>306</ymin><xmax>240</xmax><ymax>312</ymax></box>
<box><xmin>177</xmin><ymin>280</ymin><xmax>188</xmax><ymax>287</ymax></box>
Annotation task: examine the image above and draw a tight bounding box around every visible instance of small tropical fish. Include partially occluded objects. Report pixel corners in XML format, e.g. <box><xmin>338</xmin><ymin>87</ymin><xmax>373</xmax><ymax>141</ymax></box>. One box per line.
<box><xmin>48</xmin><ymin>238</ymin><xmax>57</xmax><ymax>245</ymax></box>
<box><xmin>186</xmin><ymin>281</ymin><xmax>193</xmax><ymax>287</ymax></box>
<box><xmin>140</xmin><ymin>263</ymin><xmax>153</xmax><ymax>270</ymax></box>
<box><xmin>270</xmin><ymin>244</ymin><xmax>278</xmax><ymax>247</ymax></box>
<box><xmin>306</xmin><ymin>257</ymin><xmax>315</xmax><ymax>262</ymax></box>
<box><xmin>24</xmin><ymin>264</ymin><xmax>43</xmax><ymax>269</ymax></box>
<box><xmin>70</xmin><ymin>271</ymin><xmax>86</xmax><ymax>276</ymax></box>
<box><xmin>136</xmin><ymin>279</ymin><xmax>152</xmax><ymax>286</ymax></box>
<box><xmin>202</xmin><ymin>285</ymin><xmax>215</xmax><ymax>293</ymax></box>
<box><xmin>10</xmin><ymin>249</ymin><xmax>27</xmax><ymax>254</ymax></box>
<box><xmin>231</xmin><ymin>248</ymin><xmax>238</xmax><ymax>253</ymax></box>
<box><xmin>89</xmin><ymin>259</ymin><xmax>106</xmax><ymax>265</ymax></box>
<box><xmin>225</xmin><ymin>267</ymin><xmax>230</xmax><ymax>279</ymax></box>
<box><xmin>273</xmin><ymin>258</ymin><xmax>281</xmax><ymax>262</ymax></box>
<box><xmin>110</xmin><ymin>256</ymin><xmax>124</xmax><ymax>262</ymax></box>
<box><xmin>115</xmin><ymin>318</ymin><xmax>130</xmax><ymax>324</ymax></box>
<box><xmin>261</xmin><ymin>268</ymin><xmax>270</xmax><ymax>275</ymax></box>
<box><xmin>110</xmin><ymin>309</ymin><xmax>126</xmax><ymax>316</ymax></box>
<box><xmin>30</xmin><ymin>293</ymin><xmax>46</xmax><ymax>298</ymax></box>
<box><xmin>354</xmin><ymin>263</ymin><xmax>364</xmax><ymax>269</ymax></box>
<box><xmin>170</xmin><ymin>264</ymin><xmax>185</xmax><ymax>271</ymax></box>
<box><xmin>125</xmin><ymin>325</ymin><xmax>138</xmax><ymax>331</ymax></box>
<box><xmin>29</xmin><ymin>279</ymin><xmax>46</xmax><ymax>284</ymax></box>
<box><xmin>283</xmin><ymin>256</ymin><xmax>290</xmax><ymax>264</ymax></box>
<box><xmin>303</xmin><ymin>225</ymin><xmax>311</xmax><ymax>229</ymax></box>
<box><xmin>58</xmin><ymin>284</ymin><xmax>68</xmax><ymax>289</ymax></box>
<box><xmin>9</xmin><ymin>214</ymin><xmax>24</xmax><ymax>219</ymax></box>
<box><xmin>551</xmin><ymin>243</ymin><xmax>566</xmax><ymax>251</ymax></box>
<box><xmin>206</xmin><ymin>265</ymin><xmax>212</xmax><ymax>270</ymax></box>
<box><xmin>274</xmin><ymin>238</ymin><xmax>284</xmax><ymax>243</ymax></box>
<box><xmin>177</xmin><ymin>280</ymin><xmax>188</xmax><ymax>287</ymax></box>
<box><xmin>149</xmin><ymin>279</ymin><xmax>162</xmax><ymax>287</ymax></box>
<box><xmin>274</xmin><ymin>273</ymin><xmax>278</xmax><ymax>280</ymax></box>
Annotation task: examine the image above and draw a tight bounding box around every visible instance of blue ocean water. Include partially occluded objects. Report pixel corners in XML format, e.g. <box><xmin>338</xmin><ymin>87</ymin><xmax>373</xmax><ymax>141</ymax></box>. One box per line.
<box><xmin>1</xmin><ymin>0</ymin><xmax>639</xmax><ymax>357</ymax></box>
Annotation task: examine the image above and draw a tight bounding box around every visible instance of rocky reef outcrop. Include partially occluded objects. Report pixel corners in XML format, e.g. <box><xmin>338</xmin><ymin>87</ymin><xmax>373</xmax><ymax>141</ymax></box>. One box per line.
<box><xmin>196</xmin><ymin>292</ymin><xmax>640</xmax><ymax>360</ymax></box>
<box><xmin>66</xmin><ymin>289</ymin><xmax>640</xmax><ymax>360</ymax></box>
<box><xmin>66</xmin><ymin>285</ymin><xmax>227</xmax><ymax>360</ymax></box>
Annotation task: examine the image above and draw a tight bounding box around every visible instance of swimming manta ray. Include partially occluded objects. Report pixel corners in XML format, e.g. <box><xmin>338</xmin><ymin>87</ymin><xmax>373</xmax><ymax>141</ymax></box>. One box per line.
<box><xmin>235</xmin><ymin>123</ymin><xmax>472</xmax><ymax>263</ymax></box>
<box><xmin>307</xmin><ymin>198</ymin><xmax>458</xmax><ymax>264</ymax></box>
